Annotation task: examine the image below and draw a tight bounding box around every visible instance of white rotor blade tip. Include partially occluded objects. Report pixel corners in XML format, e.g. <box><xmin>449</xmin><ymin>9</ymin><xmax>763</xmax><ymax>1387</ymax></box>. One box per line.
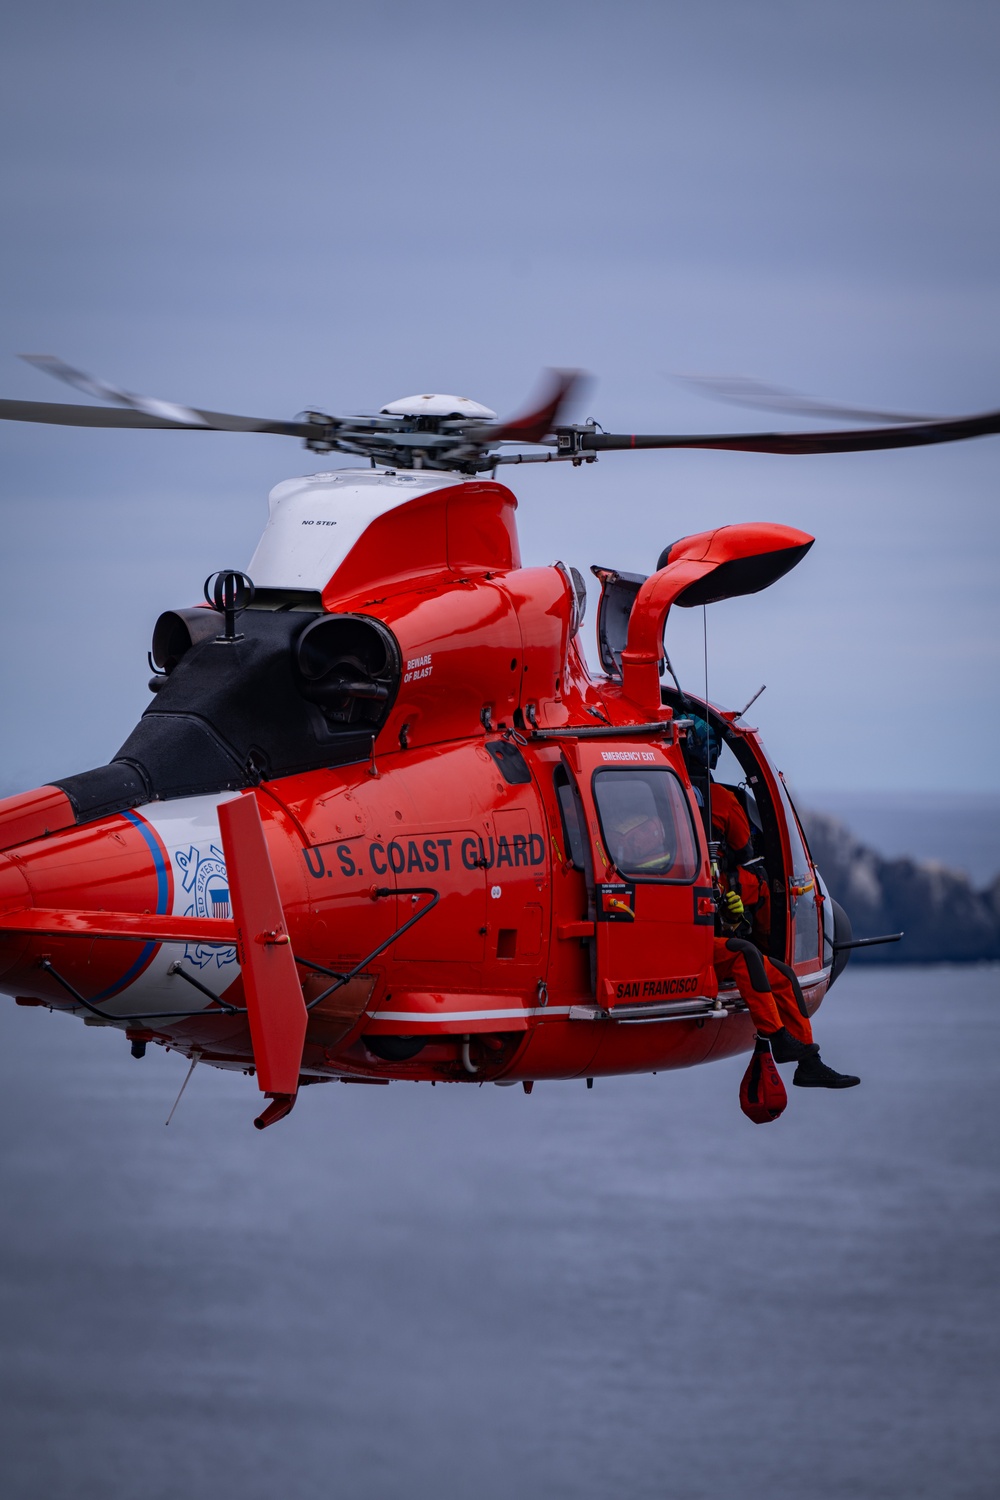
<box><xmin>19</xmin><ymin>353</ymin><xmax>208</xmax><ymax>426</ymax></box>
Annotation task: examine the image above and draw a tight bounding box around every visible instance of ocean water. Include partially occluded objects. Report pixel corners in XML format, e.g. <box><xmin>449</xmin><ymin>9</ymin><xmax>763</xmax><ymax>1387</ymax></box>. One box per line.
<box><xmin>1</xmin><ymin>964</ymin><xmax>998</xmax><ymax>1500</ymax></box>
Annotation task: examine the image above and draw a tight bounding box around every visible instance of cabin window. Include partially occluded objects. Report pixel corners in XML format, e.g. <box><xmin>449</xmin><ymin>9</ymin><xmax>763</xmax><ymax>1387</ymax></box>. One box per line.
<box><xmin>593</xmin><ymin>769</ymin><xmax>700</xmax><ymax>882</ymax></box>
<box><xmin>778</xmin><ymin>780</ymin><xmax>821</xmax><ymax>964</ymax></box>
<box><xmin>554</xmin><ymin>764</ymin><xmax>588</xmax><ymax>869</ymax></box>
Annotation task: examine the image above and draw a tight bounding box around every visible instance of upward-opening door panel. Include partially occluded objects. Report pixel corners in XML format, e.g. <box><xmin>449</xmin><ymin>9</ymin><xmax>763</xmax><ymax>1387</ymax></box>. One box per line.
<box><xmin>573</xmin><ymin>740</ymin><xmax>716</xmax><ymax>1008</ymax></box>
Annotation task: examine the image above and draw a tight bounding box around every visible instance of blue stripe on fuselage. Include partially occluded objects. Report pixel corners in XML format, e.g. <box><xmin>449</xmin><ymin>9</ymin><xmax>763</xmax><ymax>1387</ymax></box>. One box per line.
<box><xmin>91</xmin><ymin>810</ymin><xmax>170</xmax><ymax>1001</ymax></box>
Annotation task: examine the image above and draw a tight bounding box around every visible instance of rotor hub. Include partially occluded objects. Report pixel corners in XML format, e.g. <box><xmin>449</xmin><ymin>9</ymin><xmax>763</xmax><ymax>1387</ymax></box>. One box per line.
<box><xmin>380</xmin><ymin>394</ymin><xmax>497</xmax><ymax>422</ymax></box>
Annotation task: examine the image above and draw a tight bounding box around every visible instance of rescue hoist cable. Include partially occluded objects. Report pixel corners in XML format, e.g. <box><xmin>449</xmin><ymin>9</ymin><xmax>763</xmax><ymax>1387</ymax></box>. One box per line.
<box><xmin>703</xmin><ymin>604</ymin><xmax>712</xmax><ymax>846</ymax></box>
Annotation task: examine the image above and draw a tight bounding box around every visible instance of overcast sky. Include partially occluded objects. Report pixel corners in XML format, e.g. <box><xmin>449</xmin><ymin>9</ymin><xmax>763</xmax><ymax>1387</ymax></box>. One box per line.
<box><xmin>1</xmin><ymin>0</ymin><xmax>998</xmax><ymax>795</ymax></box>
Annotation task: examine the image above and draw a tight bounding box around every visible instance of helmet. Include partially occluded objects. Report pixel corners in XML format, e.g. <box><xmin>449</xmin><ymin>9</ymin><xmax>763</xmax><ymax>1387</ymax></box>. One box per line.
<box><xmin>684</xmin><ymin>715</ymin><xmax>721</xmax><ymax>771</ymax></box>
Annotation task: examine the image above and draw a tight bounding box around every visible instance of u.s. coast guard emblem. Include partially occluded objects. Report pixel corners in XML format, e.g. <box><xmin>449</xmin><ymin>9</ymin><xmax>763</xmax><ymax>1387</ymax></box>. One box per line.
<box><xmin>174</xmin><ymin>843</ymin><xmax>238</xmax><ymax>970</ymax></box>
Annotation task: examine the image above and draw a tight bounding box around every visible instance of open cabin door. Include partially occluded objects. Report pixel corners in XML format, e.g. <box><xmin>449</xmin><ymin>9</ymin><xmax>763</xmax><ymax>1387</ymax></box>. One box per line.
<box><xmin>610</xmin><ymin>521</ymin><xmax>823</xmax><ymax>984</ymax></box>
<box><xmin>583</xmin><ymin>523</ymin><xmax>824</xmax><ymax>999</ymax></box>
<box><xmin>769</xmin><ymin>770</ymin><xmax>823</xmax><ymax>972</ymax></box>
<box><xmin>660</xmin><ymin>693</ymin><xmax>824</xmax><ymax>981</ymax></box>
<box><xmin>571</xmin><ymin>739</ymin><xmax>716</xmax><ymax>1009</ymax></box>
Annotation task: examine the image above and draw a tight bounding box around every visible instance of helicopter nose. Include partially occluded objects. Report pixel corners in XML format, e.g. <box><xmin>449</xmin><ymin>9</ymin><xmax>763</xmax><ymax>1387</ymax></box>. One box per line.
<box><xmin>0</xmin><ymin>851</ymin><xmax>32</xmax><ymax>982</ymax></box>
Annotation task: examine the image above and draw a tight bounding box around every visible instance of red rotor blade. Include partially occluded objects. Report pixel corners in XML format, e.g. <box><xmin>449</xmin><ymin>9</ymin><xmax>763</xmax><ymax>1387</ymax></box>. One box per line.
<box><xmin>580</xmin><ymin>407</ymin><xmax>1000</xmax><ymax>456</ymax></box>
<box><xmin>674</xmin><ymin>373</ymin><xmax>935</xmax><ymax>426</ymax></box>
<box><xmin>486</xmin><ymin>369</ymin><xmax>587</xmax><ymax>444</ymax></box>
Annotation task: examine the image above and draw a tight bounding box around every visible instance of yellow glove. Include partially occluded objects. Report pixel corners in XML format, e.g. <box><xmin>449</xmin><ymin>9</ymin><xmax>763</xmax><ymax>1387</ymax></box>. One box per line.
<box><xmin>722</xmin><ymin>890</ymin><xmax>745</xmax><ymax>922</ymax></box>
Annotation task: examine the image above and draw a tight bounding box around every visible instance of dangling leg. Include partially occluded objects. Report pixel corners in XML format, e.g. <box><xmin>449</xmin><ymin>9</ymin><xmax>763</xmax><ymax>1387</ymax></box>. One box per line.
<box><xmin>763</xmin><ymin>957</ymin><xmax>814</xmax><ymax>1046</ymax></box>
<box><xmin>763</xmin><ymin>955</ymin><xmax>860</xmax><ymax>1088</ymax></box>
<box><xmin>713</xmin><ymin>937</ymin><xmax>782</xmax><ymax>1034</ymax></box>
<box><xmin>716</xmin><ymin>937</ymin><xmax>859</xmax><ymax>1087</ymax></box>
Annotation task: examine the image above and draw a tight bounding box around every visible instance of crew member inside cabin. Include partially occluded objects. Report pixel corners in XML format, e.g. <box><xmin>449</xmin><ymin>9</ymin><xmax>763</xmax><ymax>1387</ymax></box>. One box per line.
<box><xmin>683</xmin><ymin>716</ymin><xmax>859</xmax><ymax>1090</ymax></box>
<box><xmin>685</xmin><ymin>717</ymin><xmax>770</xmax><ymax>945</ymax></box>
<box><xmin>599</xmin><ymin>780</ymin><xmax>674</xmax><ymax>874</ymax></box>
<box><xmin>595</xmin><ymin>768</ymin><xmax>699</xmax><ymax>880</ymax></box>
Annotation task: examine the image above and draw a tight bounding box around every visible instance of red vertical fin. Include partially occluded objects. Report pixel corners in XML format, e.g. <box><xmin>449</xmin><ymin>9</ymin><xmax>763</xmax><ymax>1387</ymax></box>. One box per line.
<box><xmin>217</xmin><ymin>794</ymin><xmax>307</xmax><ymax>1127</ymax></box>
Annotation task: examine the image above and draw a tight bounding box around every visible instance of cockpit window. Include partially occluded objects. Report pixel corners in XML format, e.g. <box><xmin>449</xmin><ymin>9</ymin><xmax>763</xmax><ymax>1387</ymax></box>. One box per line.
<box><xmin>593</xmin><ymin>769</ymin><xmax>700</xmax><ymax>881</ymax></box>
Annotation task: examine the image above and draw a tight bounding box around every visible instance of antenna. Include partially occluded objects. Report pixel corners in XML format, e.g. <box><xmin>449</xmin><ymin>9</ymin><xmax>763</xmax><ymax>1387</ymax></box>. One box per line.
<box><xmin>204</xmin><ymin>570</ymin><xmax>255</xmax><ymax>643</ymax></box>
<box><xmin>732</xmin><ymin>683</ymin><xmax>766</xmax><ymax>722</ymax></box>
<box><xmin>165</xmin><ymin>1052</ymin><xmax>200</xmax><ymax>1125</ymax></box>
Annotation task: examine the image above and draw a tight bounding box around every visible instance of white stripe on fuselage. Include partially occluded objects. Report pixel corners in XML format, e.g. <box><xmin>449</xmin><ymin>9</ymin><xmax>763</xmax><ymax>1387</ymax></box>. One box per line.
<box><xmin>99</xmin><ymin>792</ymin><xmax>242</xmax><ymax>1018</ymax></box>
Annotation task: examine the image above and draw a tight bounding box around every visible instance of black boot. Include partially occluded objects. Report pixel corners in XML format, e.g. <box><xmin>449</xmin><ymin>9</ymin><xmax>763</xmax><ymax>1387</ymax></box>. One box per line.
<box><xmin>762</xmin><ymin>1027</ymin><xmax>813</xmax><ymax>1064</ymax></box>
<box><xmin>792</xmin><ymin>1051</ymin><xmax>860</xmax><ymax>1089</ymax></box>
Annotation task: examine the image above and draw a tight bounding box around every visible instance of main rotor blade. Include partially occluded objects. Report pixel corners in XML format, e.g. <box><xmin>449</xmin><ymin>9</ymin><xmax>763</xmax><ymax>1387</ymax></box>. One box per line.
<box><xmin>14</xmin><ymin>353</ymin><xmax>333</xmax><ymax>438</ymax></box>
<box><xmin>580</xmin><ymin>407</ymin><xmax>1000</xmax><ymax>457</ymax></box>
<box><xmin>0</xmin><ymin>396</ymin><xmax>318</xmax><ymax>439</ymax></box>
<box><xmin>480</xmin><ymin>369</ymin><xmax>588</xmax><ymax>444</ymax></box>
<box><xmin>675</xmin><ymin>373</ymin><xmax>935</xmax><ymax>426</ymax></box>
<box><xmin>20</xmin><ymin>353</ymin><xmax>213</xmax><ymax>426</ymax></box>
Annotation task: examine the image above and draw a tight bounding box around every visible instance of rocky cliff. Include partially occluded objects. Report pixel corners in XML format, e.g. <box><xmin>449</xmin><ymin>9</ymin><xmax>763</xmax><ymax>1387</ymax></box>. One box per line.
<box><xmin>802</xmin><ymin>810</ymin><xmax>1000</xmax><ymax>963</ymax></box>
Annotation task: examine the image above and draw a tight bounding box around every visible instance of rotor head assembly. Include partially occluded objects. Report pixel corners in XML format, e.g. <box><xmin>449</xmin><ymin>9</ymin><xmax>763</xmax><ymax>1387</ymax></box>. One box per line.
<box><xmin>5</xmin><ymin>355</ymin><xmax>999</xmax><ymax>474</ymax></box>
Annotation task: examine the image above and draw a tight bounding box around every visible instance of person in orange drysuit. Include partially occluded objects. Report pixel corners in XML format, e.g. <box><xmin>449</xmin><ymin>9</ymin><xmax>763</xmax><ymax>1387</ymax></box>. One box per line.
<box><xmin>708</xmin><ymin>779</ymin><xmax>771</xmax><ymax>945</ymax></box>
<box><xmin>684</xmin><ymin>715</ymin><xmax>859</xmax><ymax>1089</ymax></box>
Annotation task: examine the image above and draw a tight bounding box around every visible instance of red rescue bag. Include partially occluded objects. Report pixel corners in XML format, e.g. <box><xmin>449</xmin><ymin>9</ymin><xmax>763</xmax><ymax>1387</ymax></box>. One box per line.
<box><xmin>739</xmin><ymin>1036</ymin><xmax>787</xmax><ymax>1124</ymax></box>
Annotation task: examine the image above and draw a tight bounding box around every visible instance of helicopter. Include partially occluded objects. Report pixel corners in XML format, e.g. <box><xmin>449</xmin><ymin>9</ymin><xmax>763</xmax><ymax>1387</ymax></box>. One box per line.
<box><xmin>0</xmin><ymin>359</ymin><xmax>997</xmax><ymax>1128</ymax></box>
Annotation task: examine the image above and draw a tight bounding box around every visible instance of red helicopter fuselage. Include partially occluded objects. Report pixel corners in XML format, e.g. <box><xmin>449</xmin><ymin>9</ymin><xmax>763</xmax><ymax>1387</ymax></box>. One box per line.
<box><xmin>0</xmin><ymin>471</ymin><xmax>831</xmax><ymax>1119</ymax></box>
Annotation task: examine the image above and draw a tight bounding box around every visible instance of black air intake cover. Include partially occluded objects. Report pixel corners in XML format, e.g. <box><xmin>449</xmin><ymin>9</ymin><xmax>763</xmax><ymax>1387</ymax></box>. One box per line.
<box><xmin>56</xmin><ymin>611</ymin><xmax>401</xmax><ymax>816</ymax></box>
